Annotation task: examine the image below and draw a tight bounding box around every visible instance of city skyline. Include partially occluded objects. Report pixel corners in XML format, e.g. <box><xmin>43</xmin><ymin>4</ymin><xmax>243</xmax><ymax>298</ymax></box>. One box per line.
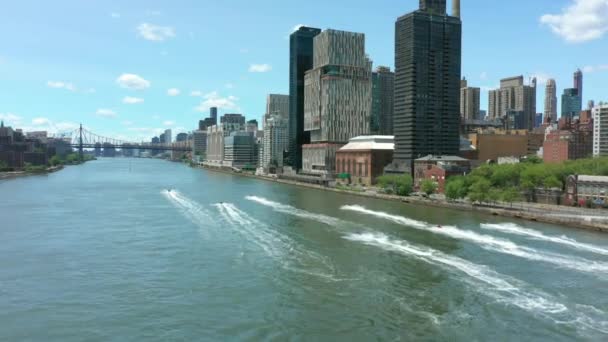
<box><xmin>0</xmin><ymin>0</ymin><xmax>607</xmax><ymax>141</ymax></box>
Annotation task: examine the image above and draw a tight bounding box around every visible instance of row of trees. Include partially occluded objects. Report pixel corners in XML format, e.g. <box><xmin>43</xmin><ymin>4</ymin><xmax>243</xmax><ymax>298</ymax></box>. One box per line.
<box><xmin>49</xmin><ymin>153</ymin><xmax>94</xmax><ymax>167</ymax></box>
<box><xmin>376</xmin><ymin>175</ymin><xmax>439</xmax><ymax>196</ymax></box>
<box><xmin>445</xmin><ymin>157</ymin><xmax>608</xmax><ymax>205</ymax></box>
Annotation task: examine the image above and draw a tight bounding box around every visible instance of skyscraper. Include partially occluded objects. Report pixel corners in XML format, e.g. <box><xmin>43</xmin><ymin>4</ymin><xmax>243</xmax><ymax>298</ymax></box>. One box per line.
<box><xmin>544</xmin><ymin>79</ymin><xmax>557</xmax><ymax>123</ymax></box>
<box><xmin>393</xmin><ymin>0</ymin><xmax>462</xmax><ymax>170</ymax></box>
<box><xmin>302</xmin><ymin>29</ymin><xmax>372</xmax><ymax>176</ymax></box>
<box><xmin>460</xmin><ymin>78</ymin><xmax>481</xmax><ymax>120</ymax></box>
<box><xmin>288</xmin><ymin>26</ymin><xmax>321</xmax><ymax>171</ymax></box>
<box><xmin>574</xmin><ymin>68</ymin><xmax>583</xmax><ymax>102</ymax></box>
<box><xmin>210</xmin><ymin>107</ymin><xmax>218</xmax><ymax>124</ymax></box>
<box><xmin>561</xmin><ymin>88</ymin><xmax>582</xmax><ymax>119</ymax></box>
<box><xmin>593</xmin><ymin>103</ymin><xmax>608</xmax><ymax>157</ymax></box>
<box><xmin>265</xmin><ymin>94</ymin><xmax>289</xmax><ymax>122</ymax></box>
<box><xmin>371</xmin><ymin>66</ymin><xmax>395</xmax><ymax>135</ymax></box>
<box><xmin>487</xmin><ymin>76</ymin><xmax>536</xmax><ymax>129</ymax></box>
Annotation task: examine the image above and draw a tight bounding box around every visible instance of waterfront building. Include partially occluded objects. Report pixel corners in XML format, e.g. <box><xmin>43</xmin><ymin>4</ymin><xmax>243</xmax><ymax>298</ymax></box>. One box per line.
<box><xmin>393</xmin><ymin>0</ymin><xmax>462</xmax><ymax>173</ymax></box>
<box><xmin>223</xmin><ymin>131</ymin><xmax>257</xmax><ymax>169</ymax></box>
<box><xmin>192</xmin><ymin>130</ymin><xmax>207</xmax><ymax>158</ymax></box>
<box><xmin>594</xmin><ymin>103</ymin><xmax>608</xmax><ymax>157</ymax></box>
<box><xmin>574</xmin><ymin>68</ymin><xmax>583</xmax><ymax>102</ymax></box>
<box><xmin>488</xmin><ymin>76</ymin><xmax>537</xmax><ymax>129</ymax></box>
<box><xmin>467</xmin><ymin>131</ymin><xmax>542</xmax><ymax>162</ymax></box>
<box><xmin>205</xmin><ymin>125</ymin><xmax>224</xmax><ymax>165</ymax></box>
<box><xmin>460</xmin><ymin>78</ymin><xmax>480</xmax><ymax>120</ymax></box>
<box><xmin>414</xmin><ymin>155</ymin><xmax>470</xmax><ymax>193</ymax></box>
<box><xmin>288</xmin><ymin>26</ymin><xmax>321</xmax><ymax>171</ymax></box>
<box><xmin>302</xmin><ymin>29</ymin><xmax>372</xmax><ymax>176</ymax></box>
<box><xmin>220</xmin><ymin>114</ymin><xmax>246</xmax><ymax>133</ymax></box>
<box><xmin>543</xmin><ymin>118</ymin><xmax>593</xmax><ymax>163</ymax></box>
<box><xmin>335</xmin><ymin>135</ymin><xmax>394</xmax><ymax>186</ymax></box>
<box><xmin>159</xmin><ymin>133</ymin><xmax>166</xmax><ymax>144</ymax></box>
<box><xmin>562</xmin><ymin>88</ymin><xmax>582</xmax><ymax>120</ymax></box>
<box><xmin>261</xmin><ymin>114</ymin><xmax>288</xmax><ymax>170</ymax></box>
<box><xmin>566</xmin><ymin>175</ymin><xmax>608</xmax><ymax>206</ymax></box>
<box><xmin>371</xmin><ymin>66</ymin><xmax>395</xmax><ymax>135</ymax></box>
<box><xmin>544</xmin><ymin>79</ymin><xmax>558</xmax><ymax>123</ymax></box>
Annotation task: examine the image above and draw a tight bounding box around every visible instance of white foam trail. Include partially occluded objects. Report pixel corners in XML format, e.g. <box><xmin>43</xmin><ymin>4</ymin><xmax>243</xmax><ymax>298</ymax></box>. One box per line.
<box><xmin>481</xmin><ymin>223</ymin><xmax>608</xmax><ymax>257</ymax></box>
<box><xmin>342</xmin><ymin>205</ymin><xmax>608</xmax><ymax>275</ymax></box>
<box><xmin>345</xmin><ymin>232</ymin><xmax>566</xmax><ymax>314</ymax></box>
<box><xmin>245</xmin><ymin>196</ymin><xmax>343</xmax><ymax>226</ymax></box>
<box><xmin>162</xmin><ymin>190</ymin><xmax>213</xmax><ymax>229</ymax></box>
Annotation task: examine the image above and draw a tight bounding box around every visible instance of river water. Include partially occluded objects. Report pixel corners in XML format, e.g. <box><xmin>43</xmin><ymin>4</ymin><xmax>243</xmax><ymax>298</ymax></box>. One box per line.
<box><xmin>1</xmin><ymin>158</ymin><xmax>608</xmax><ymax>341</ymax></box>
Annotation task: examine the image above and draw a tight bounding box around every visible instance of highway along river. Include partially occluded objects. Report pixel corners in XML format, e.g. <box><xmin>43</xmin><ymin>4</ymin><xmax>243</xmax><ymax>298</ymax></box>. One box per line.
<box><xmin>1</xmin><ymin>158</ymin><xmax>608</xmax><ymax>340</ymax></box>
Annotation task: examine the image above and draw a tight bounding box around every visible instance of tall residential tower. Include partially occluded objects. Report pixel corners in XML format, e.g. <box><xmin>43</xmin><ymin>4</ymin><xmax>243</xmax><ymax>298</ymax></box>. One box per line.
<box><xmin>371</xmin><ymin>66</ymin><xmax>395</xmax><ymax>135</ymax></box>
<box><xmin>544</xmin><ymin>79</ymin><xmax>557</xmax><ymax>123</ymax></box>
<box><xmin>393</xmin><ymin>0</ymin><xmax>462</xmax><ymax>171</ymax></box>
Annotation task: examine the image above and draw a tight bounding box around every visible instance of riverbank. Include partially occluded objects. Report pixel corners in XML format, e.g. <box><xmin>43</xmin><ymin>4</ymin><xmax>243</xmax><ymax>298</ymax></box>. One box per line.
<box><xmin>0</xmin><ymin>165</ymin><xmax>64</xmax><ymax>180</ymax></box>
<box><xmin>197</xmin><ymin>164</ymin><xmax>608</xmax><ymax>233</ymax></box>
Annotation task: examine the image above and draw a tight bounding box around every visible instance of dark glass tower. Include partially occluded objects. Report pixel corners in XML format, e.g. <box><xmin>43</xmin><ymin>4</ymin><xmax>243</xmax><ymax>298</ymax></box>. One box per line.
<box><xmin>210</xmin><ymin>107</ymin><xmax>218</xmax><ymax>125</ymax></box>
<box><xmin>393</xmin><ymin>0</ymin><xmax>461</xmax><ymax>170</ymax></box>
<box><xmin>287</xmin><ymin>26</ymin><xmax>321</xmax><ymax>170</ymax></box>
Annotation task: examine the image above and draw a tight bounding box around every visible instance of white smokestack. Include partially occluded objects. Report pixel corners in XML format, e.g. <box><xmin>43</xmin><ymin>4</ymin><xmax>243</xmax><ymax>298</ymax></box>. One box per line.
<box><xmin>453</xmin><ymin>0</ymin><xmax>461</xmax><ymax>18</ymax></box>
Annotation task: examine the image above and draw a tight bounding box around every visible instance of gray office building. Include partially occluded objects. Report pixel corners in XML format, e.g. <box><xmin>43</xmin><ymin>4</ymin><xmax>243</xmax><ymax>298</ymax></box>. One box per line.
<box><xmin>393</xmin><ymin>0</ymin><xmax>462</xmax><ymax>171</ymax></box>
<box><xmin>302</xmin><ymin>29</ymin><xmax>372</xmax><ymax>176</ymax></box>
<box><xmin>223</xmin><ymin>131</ymin><xmax>257</xmax><ymax>169</ymax></box>
<box><xmin>488</xmin><ymin>76</ymin><xmax>536</xmax><ymax>130</ymax></box>
<box><xmin>288</xmin><ymin>26</ymin><xmax>321</xmax><ymax>171</ymax></box>
<box><xmin>371</xmin><ymin>66</ymin><xmax>395</xmax><ymax>135</ymax></box>
<box><xmin>460</xmin><ymin>78</ymin><xmax>481</xmax><ymax>120</ymax></box>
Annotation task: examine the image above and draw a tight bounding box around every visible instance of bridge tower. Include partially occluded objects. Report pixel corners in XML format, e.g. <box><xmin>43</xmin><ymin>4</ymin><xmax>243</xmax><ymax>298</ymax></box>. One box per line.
<box><xmin>78</xmin><ymin>123</ymin><xmax>84</xmax><ymax>162</ymax></box>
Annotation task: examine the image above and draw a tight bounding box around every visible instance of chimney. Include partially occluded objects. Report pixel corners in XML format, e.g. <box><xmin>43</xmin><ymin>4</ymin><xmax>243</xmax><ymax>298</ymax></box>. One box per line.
<box><xmin>453</xmin><ymin>0</ymin><xmax>461</xmax><ymax>18</ymax></box>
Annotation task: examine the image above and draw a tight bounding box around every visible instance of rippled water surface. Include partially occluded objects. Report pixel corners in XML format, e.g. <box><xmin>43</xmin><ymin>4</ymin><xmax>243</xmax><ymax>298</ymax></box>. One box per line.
<box><xmin>1</xmin><ymin>158</ymin><xmax>608</xmax><ymax>341</ymax></box>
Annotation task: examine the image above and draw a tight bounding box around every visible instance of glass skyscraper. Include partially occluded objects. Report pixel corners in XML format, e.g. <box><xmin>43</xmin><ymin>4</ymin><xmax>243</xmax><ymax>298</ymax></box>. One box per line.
<box><xmin>393</xmin><ymin>0</ymin><xmax>462</xmax><ymax>171</ymax></box>
<box><xmin>562</xmin><ymin>88</ymin><xmax>582</xmax><ymax>119</ymax></box>
<box><xmin>287</xmin><ymin>26</ymin><xmax>321</xmax><ymax>171</ymax></box>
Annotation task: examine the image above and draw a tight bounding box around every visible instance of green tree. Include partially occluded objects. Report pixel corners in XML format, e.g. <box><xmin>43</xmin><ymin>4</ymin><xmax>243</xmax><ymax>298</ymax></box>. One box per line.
<box><xmin>0</xmin><ymin>160</ymin><xmax>9</xmax><ymax>171</ymax></box>
<box><xmin>445</xmin><ymin>177</ymin><xmax>467</xmax><ymax>201</ymax></box>
<box><xmin>420</xmin><ymin>179</ymin><xmax>439</xmax><ymax>196</ymax></box>
<box><xmin>377</xmin><ymin>174</ymin><xmax>413</xmax><ymax>196</ymax></box>
<box><xmin>501</xmin><ymin>187</ymin><xmax>520</xmax><ymax>208</ymax></box>
<box><xmin>49</xmin><ymin>155</ymin><xmax>62</xmax><ymax>166</ymax></box>
<box><xmin>468</xmin><ymin>178</ymin><xmax>491</xmax><ymax>204</ymax></box>
<box><xmin>543</xmin><ymin>175</ymin><xmax>562</xmax><ymax>189</ymax></box>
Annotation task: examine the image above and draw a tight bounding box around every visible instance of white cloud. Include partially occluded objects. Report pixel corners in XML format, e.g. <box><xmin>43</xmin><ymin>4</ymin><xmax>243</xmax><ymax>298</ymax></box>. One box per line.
<box><xmin>0</xmin><ymin>113</ymin><xmax>22</xmax><ymax>126</ymax></box>
<box><xmin>167</xmin><ymin>88</ymin><xmax>180</xmax><ymax>96</ymax></box>
<box><xmin>121</xmin><ymin>120</ymin><xmax>134</xmax><ymax>126</ymax></box>
<box><xmin>190</xmin><ymin>90</ymin><xmax>203</xmax><ymax>97</ymax></box>
<box><xmin>540</xmin><ymin>0</ymin><xmax>608</xmax><ymax>43</ymax></box>
<box><xmin>582</xmin><ymin>64</ymin><xmax>608</xmax><ymax>73</ymax></box>
<box><xmin>225</xmin><ymin>83</ymin><xmax>234</xmax><ymax>89</ymax></box>
<box><xmin>479</xmin><ymin>72</ymin><xmax>488</xmax><ymax>80</ymax></box>
<box><xmin>96</xmin><ymin>109</ymin><xmax>117</xmax><ymax>118</ymax></box>
<box><xmin>123</xmin><ymin>96</ymin><xmax>144</xmax><ymax>104</ymax></box>
<box><xmin>32</xmin><ymin>117</ymin><xmax>51</xmax><ymax>126</ymax></box>
<box><xmin>195</xmin><ymin>91</ymin><xmax>240</xmax><ymax>112</ymax></box>
<box><xmin>292</xmin><ymin>24</ymin><xmax>306</xmax><ymax>32</ymax></box>
<box><xmin>163</xmin><ymin>120</ymin><xmax>175</xmax><ymax>126</ymax></box>
<box><xmin>249</xmin><ymin>64</ymin><xmax>272</xmax><ymax>73</ymax></box>
<box><xmin>110</xmin><ymin>12</ymin><xmax>120</xmax><ymax>18</ymax></box>
<box><xmin>47</xmin><ymin>81</ymin><xmax>77</xmax><ymax>92</ymax></box>
<box><xmin>137</xmin><ymin>23</ymin><xmax>175</xmax><ymax>41</ymax></box>
<box><xmin>116</xmin><ymin>73</ymin><xmax>150</xmax><ymax>90</ymax></box>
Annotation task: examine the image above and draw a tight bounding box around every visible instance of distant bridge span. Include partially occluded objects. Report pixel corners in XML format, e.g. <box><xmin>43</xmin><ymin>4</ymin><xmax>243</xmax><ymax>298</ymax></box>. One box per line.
<box><xmin>54</xmin><ymin>125</ymin><xmax>191</xmax><ymax>159</ymax></box>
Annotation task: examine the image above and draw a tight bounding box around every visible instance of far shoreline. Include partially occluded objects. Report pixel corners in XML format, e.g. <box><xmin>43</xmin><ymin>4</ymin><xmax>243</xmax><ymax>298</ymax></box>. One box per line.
<box><xmin>195</xmin><ymin>164</ymin><xmax>608</xmax><ymax>234</ymax></box>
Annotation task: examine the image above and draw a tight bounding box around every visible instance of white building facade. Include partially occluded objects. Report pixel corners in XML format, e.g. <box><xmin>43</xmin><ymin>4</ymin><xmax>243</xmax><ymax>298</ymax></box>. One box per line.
<box><xmin>593</xmin><ymin>104</ymin><xmax>608</xmax><ymax>157</ymax></box>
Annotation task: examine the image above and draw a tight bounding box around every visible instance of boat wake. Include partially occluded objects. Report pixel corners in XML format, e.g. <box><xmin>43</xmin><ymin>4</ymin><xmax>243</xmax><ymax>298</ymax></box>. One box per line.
<box><xmin>245</xmin><ymin>195</ymin><xmax>346</xmax><ymax>227</ymax></box>
<box><xmin>215</xmin><ymin>202</ymin><xmax>339</xmax><ymax>281</ymax></box>
<box><xmin>161</xmin><ymin>189</ymin><xmax>214</xmax><ymax>229</ymax></box>
<box><xmin>481</xmin><ymin>222</ymin><xmax>608</xmax><ymax>257</ymax></box>
<box><xmin>341</xmin><ymin>205</ymin><xmax>608</xmax><ymax>276</ymax></box>
<box><xmin>345</xmin><ymin>232</ymin><xmax>608</xmax><ymax>335</ymax></box>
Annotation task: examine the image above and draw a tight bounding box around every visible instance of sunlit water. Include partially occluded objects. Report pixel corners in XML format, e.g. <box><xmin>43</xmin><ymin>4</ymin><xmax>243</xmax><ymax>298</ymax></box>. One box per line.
<box><xmin>1</xmin><ymin>158</ymin><xmax>608</xmax><ymax>341</ymax></box>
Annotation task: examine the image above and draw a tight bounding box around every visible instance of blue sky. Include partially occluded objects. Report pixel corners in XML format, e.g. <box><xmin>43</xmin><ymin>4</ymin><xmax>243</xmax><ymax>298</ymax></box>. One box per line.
<box><xmin>0</xmin><ymin>0</ymin><xmax>606</xmax><ymax>141</ymax></box>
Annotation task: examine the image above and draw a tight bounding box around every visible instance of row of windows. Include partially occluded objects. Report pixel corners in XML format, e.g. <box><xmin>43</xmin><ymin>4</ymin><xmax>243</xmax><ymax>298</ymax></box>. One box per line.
<box><xmin>337</xmin><ymin>158</ymin><xmax>368</xmax><ymax>177</ymax></box>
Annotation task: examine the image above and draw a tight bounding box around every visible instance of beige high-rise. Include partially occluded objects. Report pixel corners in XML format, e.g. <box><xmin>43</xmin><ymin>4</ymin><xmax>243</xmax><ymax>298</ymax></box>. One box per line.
<box><xmin>460</xmin><ymin>78</ymin><xmax>480</xmax><ymax>120</ymax></box>
<box><xmin>487</xmin><ymin>75</ymin><xmax>536</xmax><ymax>129</ymax></box>
<box><xmin>544</xmin><ymin>79</ymin><xmax>557</xmax><ymax>123</ymax></box>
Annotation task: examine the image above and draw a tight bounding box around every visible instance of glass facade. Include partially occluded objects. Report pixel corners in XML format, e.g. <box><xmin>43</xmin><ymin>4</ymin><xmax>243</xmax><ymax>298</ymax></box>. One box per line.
<box><xmin>287</xmin><ymin>26</ymin><xmax>321</xmax><ymax>171</ymax></box>
<box><xmin>561</xmin><ymin>88</ymin><xmax>582</xmax><ymax>119</ymax></box>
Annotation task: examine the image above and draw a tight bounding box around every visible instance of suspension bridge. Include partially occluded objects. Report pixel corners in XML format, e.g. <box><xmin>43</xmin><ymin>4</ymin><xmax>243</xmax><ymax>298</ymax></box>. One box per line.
<box><xmin>53</xmin><ymin>125</ymin><xmax>192</xmax><ymax>160</ymax></box>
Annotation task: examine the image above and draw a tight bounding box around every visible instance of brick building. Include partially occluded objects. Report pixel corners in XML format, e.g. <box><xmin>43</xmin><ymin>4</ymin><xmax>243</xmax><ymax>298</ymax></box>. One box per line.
<box><xmin>414</xmin><ymin>155</ymin><xmax>470</xmax><ymax>193</ymax></box>
<box><xmin>335</xmin><ymin>136</ymin><xmax>393</xmax><ymax>186</ymax></box>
